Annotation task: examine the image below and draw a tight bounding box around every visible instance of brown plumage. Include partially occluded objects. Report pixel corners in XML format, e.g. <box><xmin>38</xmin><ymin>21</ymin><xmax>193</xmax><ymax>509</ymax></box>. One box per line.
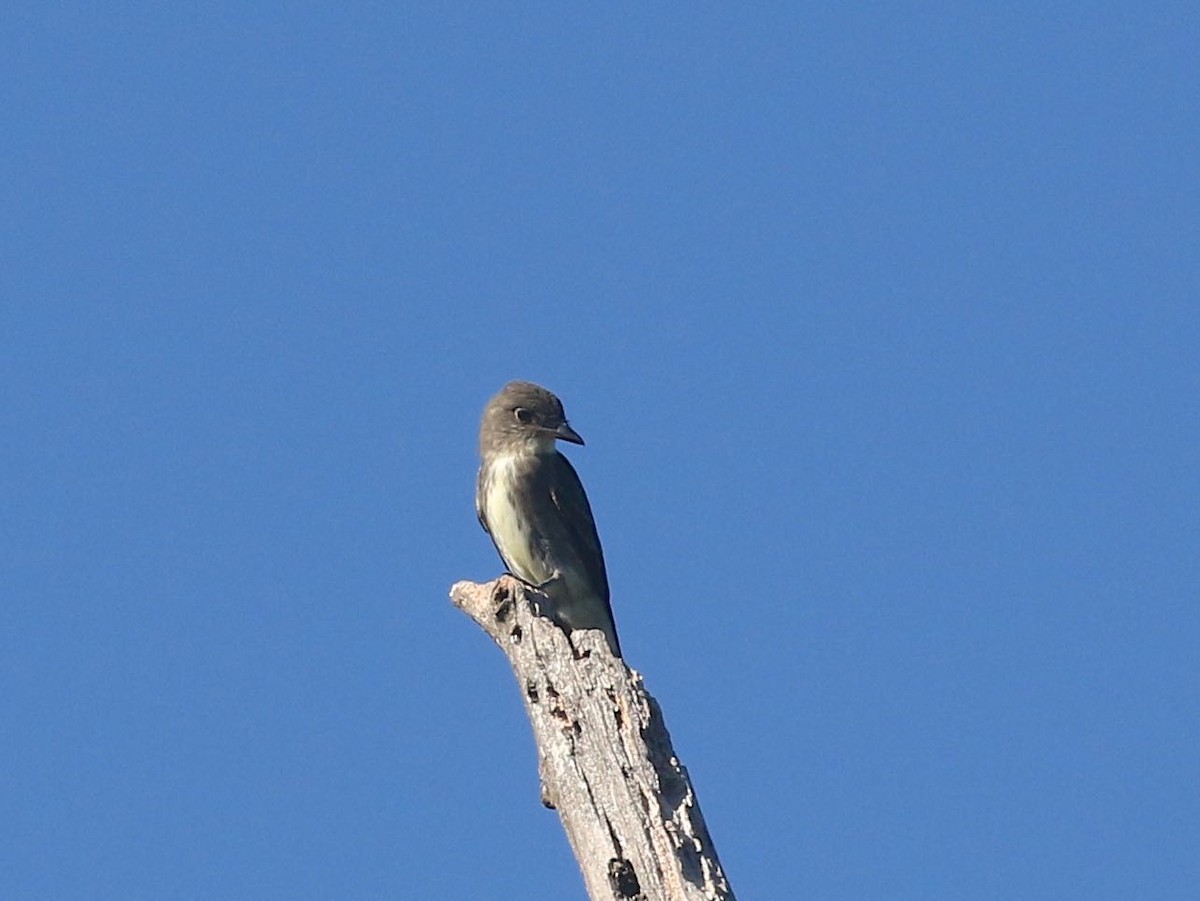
<box><xmin>475</xmin><ymin>381</ymin><xmax>621</xmax><ymax>657</ymax></box>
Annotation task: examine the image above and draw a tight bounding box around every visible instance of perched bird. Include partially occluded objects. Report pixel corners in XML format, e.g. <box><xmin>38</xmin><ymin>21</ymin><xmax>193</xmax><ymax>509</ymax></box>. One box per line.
<box><xmin>475</xmin><ymin>380</ymin><xmax>622</xmax><ymax>657</ymax></box>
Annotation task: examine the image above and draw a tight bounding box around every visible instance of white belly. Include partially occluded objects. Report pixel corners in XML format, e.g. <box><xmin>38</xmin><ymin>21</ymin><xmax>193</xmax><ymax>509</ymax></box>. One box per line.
<box><xmin>484</xmin><ymin>453</ymin><xmax>550</xmax><ymax>584</ymax></box>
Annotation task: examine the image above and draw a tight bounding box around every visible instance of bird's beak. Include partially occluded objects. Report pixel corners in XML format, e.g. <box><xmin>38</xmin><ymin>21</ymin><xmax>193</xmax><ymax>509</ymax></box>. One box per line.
<box><xmin>555</xmin><ymin>422</ymin><xmax>585</xmax><ymax>445</ymax></box>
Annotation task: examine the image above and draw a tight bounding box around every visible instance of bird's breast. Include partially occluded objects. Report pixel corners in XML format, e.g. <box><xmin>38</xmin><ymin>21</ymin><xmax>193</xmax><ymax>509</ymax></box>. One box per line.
<box><xmin>482</xmin><ymin>452</ymin><xmax>549</xmax><ymax>584</ymax></box>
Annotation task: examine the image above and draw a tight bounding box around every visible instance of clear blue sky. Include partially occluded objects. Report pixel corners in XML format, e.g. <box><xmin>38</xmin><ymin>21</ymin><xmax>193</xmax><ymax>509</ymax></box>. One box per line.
<box><xmin>4</xmin><ymin>5</ymin><xmax>1197</xmax><ymax>899</ymax></box>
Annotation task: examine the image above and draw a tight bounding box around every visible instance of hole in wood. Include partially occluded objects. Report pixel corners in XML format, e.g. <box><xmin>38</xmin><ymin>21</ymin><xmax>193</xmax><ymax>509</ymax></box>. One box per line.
<box><xmin>607</xmin><ymin>858</ymin><xmax>641</xmax><ymax>898</ymax></box>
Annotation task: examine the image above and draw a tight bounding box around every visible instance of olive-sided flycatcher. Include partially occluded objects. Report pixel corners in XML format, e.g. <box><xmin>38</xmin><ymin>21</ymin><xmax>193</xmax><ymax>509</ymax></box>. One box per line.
<box><xmin>476</xmin><ymin>380</ymin><xmax>622</xmax><ymax>657</ymax></box>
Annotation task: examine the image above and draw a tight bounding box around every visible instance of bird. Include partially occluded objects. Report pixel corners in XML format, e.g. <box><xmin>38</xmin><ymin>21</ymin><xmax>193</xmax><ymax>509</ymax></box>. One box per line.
<box><xmin>475</xmin><ymin>380</ymin><xmax>622</xmax><ymax>657</ymax></box>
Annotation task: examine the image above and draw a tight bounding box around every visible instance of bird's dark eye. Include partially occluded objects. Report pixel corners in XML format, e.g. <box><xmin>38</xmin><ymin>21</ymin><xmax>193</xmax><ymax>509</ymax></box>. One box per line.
<box><xmin>514</xmin><ymin>407</ymin><xmax>534</xmax><ymax>424</ymax></box>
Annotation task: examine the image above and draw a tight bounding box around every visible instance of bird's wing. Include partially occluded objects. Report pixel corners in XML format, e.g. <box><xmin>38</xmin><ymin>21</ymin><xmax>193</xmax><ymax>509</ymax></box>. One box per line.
<box><xmin>541</xmin><ymin>452</ymin><xmax>610</xmax><ymax>605</ymax></box>
<box><xmin>475</xmin><ymin>464</ymin><xmax>491</xmax><ymax>533</ymax></box>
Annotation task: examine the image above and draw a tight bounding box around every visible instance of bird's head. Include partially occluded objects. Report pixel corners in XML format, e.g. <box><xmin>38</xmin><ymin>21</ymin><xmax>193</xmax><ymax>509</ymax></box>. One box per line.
<box><xmin>479</xmin><ymin>380</ymin><xmax>584</xmax><ymax>455</ymax></box>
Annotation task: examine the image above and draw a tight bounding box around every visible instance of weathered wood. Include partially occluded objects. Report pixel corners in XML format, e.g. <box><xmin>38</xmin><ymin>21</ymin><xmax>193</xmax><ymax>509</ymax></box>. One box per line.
<box><xmin>450</xmin><ymin>577</ymin><xmax>735</xmax><ymax>901</ymax></box>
